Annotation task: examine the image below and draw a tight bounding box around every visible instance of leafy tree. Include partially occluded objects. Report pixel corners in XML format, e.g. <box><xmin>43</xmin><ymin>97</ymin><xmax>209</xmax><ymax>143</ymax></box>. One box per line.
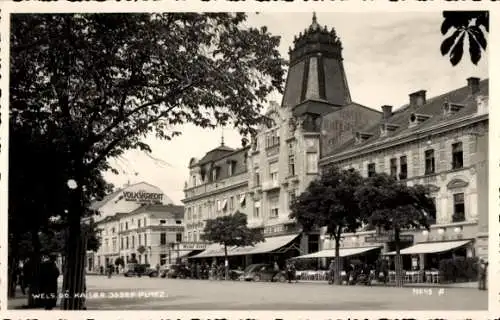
<box><xmin>290</xmin><ymin>167</ymin><xmax>365</xmax><ymax>285</ymax></box>
<box><xmin>355</xmin><ymin>173</ymin><xmax>435</xmax><ymax>287</ymax></box>
<box><xmin>202</xmin><ymin>211</ymin><xmax>264</xmax><ymax>279</ymax></box>
<box><xmin>7</xmin><ymin>118</ymin><xmax>110</xmax><ymax>301</ymax></box>
<box><xmin>11</xmin><ymin>13</ymin><xmax>284</xmax><ymax>309</ymax></box>
<box><xmin>440</xmin><ymin>11</ymin><xmax>488</xmax><ymax>66</ymax></box>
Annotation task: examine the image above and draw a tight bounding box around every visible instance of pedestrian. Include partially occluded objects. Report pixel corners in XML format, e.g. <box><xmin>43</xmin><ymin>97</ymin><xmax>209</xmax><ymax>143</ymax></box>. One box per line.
<box><xmin>195</xmin><ymin>263</ymin><xmax>201</xmax><ymax>279</ymax></box>
<box><xmin>478</xmin><ymin>259</ymin><xmax>488</xmax><ymax>290</ymax></box>
<box><xmin>328</xmin><ymin>260</ymin><xmax>335</xmax><ymax>284</ymax></box>
<box><xmin>39</xmin><ymin>255</ymin><xmax>60</xmax><ymax>310</ymax></box>
<box><xmin>286</xmin><ymin>261</ymin><xmax>294</xmax><ymax>283</ymax></box>
<box><xmin>382</xmin><ymin>258</ymin><xmax>389</xmax><ymax>284</ymax></box>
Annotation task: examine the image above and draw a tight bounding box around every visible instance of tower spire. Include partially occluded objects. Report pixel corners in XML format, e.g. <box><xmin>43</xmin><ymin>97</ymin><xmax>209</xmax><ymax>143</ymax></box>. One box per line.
<box><xmin>311</xmin><ymin>12</ymin><xmax>319</xmax><ymax>30</ymax></box>
<box><xmin>220</xmin><ymin>128</ymin><xmax>225</xmax><ymax>146</ymax></box>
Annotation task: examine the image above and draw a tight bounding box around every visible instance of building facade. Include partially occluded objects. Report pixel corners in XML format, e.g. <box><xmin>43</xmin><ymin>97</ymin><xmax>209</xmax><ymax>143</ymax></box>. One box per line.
<box><xmin>182</xmin><ymin>142</ymin><xmax>250</xmax><ymax>243</ymax></box>
<box><xmin>87</xmin><ymin>182</ymin><xmax>185</xmax><ymax>271</ymax></box>
<box><xmin>245</xmin><ymin>14</ymin><xmax>381</xmax><ymax>253</ymax></box>
<box><xmin>319</xmin><ymin>78</ymin><xmax>489</xmax><ymax>260</ymax></box>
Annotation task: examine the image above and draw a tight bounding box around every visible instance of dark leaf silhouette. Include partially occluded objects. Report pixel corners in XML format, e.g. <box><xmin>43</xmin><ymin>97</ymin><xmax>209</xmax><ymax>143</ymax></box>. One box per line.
<box><xmin>468</xmin><ymin>31</ymin><xmax>481</xmax><ymax>65</ymax></box>
<box><xmin>470</xmin><ymin>25</ymin><xmax>487</xmax><ymax>50</ymax></box>
<box><xmin>440</xmin><ymin>11</ymin><xmax>488</xmax><ymax>66</ymax></box>
<box><xmin>440</xmin><ymin>30</ymin><xmax>461</xmax><ymax>56</ymax></box>
<box><xmin>449</xmin><ymin>32</ymin><xmax>465</xmax><ymax>66</ymax></box>
<box><xmin>440</xmin><ymin>17</ymin><xmax>454</xmax><ymax>35</ymax></box>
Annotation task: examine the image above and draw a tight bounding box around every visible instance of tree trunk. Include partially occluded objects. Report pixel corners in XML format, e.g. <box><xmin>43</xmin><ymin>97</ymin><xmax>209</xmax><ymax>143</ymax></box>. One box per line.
<box><xmin>8</xmin><ymin>233</ymin><xmax>19</xmax><ymax>298</ymax></box>
<box><xmin>334</xmin><ymin>237</ymin><xmax>342</xmax><ymax>285</ymax></box>
<box><xmin>61</xmin><ymin>175</ymin><xmax>86</xmax><ymax>310</ymax></box>
<box><xmin>394</xmin><ymin>228</ymin><xmax>404</xmax><ymax>287</ymax></box>
<box><xmin>224</xmin><ymin>244</ymin><xmax>228</xmax><ymax>281</ymax></box>
<box><xmin>28</xmin><ymin>229</ymin><xmax>42</xmax><ymax>308</ymax></box>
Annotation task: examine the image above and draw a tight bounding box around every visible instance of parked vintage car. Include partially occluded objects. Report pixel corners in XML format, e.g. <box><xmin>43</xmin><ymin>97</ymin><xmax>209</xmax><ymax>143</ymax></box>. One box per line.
<box><xmin>167</xmin><ymin>264</ymin><xmax>191</xmax><ymax>279</ymax></box>
<box><xmin>241</xmin><ymin>263</ymin><xmax>287</xmax><ymax>282</ymax></box>
<box><xmin>124</xmin><ymin>263</ymin><xmax>159</xmax><ymax>277</ymax></box>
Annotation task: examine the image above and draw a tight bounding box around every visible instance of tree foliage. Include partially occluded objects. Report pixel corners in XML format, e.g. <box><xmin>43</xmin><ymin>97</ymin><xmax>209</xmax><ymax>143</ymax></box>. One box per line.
<box><xmin>355</xmin><ymin>173</ymin><xmax>435</xmax><ymax>233</ymax></box>
<box><xmin>290</xmin><ymin>167</ymin><xmax>365</xmax><ymax>284</ymax></box>
<box><xmin>355</xmin><ymin>173</ymin><xmax>435</xmax><ymax>286</ymax></box>
<box><xmin>440</xmin><ymin>11</ymin><xmax>488</xmax><ymax>66</ymax></box>
<box><xmin>202</xmin><ymin>211</ymin><xmax>265</xmax><ymax>249</ymax></box>
<box><xmin>11</xmin><ymin>13</ymin><xmax>284</xmax><ymax>307</ymax></box>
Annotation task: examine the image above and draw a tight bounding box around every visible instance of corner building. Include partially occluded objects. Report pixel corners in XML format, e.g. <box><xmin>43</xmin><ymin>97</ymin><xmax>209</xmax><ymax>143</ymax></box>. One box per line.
<box><xmin>88</xmin><ymin>182</ymin><xmax>185</xmax><ymax>271</ymax></box>
<box><xmin>183</xmin><ymin>143</ymin><xmax>250</xmax><ymax>243</ymax></box>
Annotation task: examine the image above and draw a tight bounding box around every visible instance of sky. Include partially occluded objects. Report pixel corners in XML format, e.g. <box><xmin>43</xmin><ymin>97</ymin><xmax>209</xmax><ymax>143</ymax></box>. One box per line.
<box><xmin>102</xmin><ymin>12</ymin><xmax>489</xmax><ymax>204</ymax></box>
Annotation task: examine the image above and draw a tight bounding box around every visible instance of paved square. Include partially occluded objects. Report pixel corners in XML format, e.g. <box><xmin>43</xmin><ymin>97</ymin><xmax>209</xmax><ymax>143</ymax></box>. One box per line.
<box><xmin>8</xmin><ymin>275</ymin><xmax>487</xmax><ymax>310</ymax></box>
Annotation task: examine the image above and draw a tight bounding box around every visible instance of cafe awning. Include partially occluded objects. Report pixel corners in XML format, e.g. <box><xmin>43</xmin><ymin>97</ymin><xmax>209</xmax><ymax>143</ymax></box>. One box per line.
<box><xmin>384</xmin><ymin>239</ymin><xmax>472</xmax><ymax>255</ymax></box>
<box><xmin>190</xmin><ymin>234</ymin><xmax>300</xmax><ymax>258</ymax></box>
<box><xmin>293</xmin><ymin>245</ymin><xmax>383</xmax><ymax>259</ymax></box>
<box><xmin>228</xmin><ymin>234</ymin><xmax>299</xmax><ymax>256</ymax></box>
<box><xmin>190</xmin><ymin>243</ymin><xmax>227</xmax><ymax>258</ymax></box>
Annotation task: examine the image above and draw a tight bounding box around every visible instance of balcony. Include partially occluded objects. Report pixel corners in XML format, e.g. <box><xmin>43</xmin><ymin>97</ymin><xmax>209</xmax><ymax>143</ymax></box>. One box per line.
<box><xmin>184</xmin><ymin>172</ymin><xmax>248</xmax><ymax>200</ymax></box>
<box><xmin>262</xmin><ymin>180</ymin><xmax>280</xmax><ymax>191</ymax></box>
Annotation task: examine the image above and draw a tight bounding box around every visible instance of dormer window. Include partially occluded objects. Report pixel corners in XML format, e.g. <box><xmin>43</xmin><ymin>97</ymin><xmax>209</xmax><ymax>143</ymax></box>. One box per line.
<box><xmin>227</xmin><ymin>160</ymin><xmax>236</xmax><ymax>176</ymax></box>
<box><xmin>443</xmin><ymin>100</ymin><xmax>465</xmax><ymax>116</ymax></box>
<box><xmin>379</xmin><ymin>123</ymin><xmax>400</xmax><ymax>137</ymax></box>
<box><xmin>211</xmin><ymin>166</ymin><xmax>219</xmax><ymax>181</ymax></box>
<box><xmin>355</xmin><ymin>131</ymin><xmax>374</xmax><ymax>144</ymax></box>
<box><xmin>409</xmin><ymin>113</ymin><xmax>431</xmax><ymax>128</ymax></box>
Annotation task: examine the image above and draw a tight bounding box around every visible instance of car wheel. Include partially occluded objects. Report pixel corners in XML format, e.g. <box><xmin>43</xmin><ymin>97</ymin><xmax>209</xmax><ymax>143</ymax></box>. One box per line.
<box><xmin>150</xmin><ymin>272</ymin><xmax>158</xmax><ymax>278</ymax></box>
<box><xmin>278</xmin><ymin>275</ymin><xmax>286</xmax><ymax>283</ymax></box>
<box><xmin>253</xmin><ymin>274</ymin><xmax>261</xmax><ymax>282</ymax></box>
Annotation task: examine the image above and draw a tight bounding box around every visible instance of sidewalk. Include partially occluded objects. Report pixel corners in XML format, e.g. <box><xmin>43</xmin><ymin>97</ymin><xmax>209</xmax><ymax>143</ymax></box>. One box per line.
<box><xmin>298</xmin><ymin>279</ymin><xmax>480</xmax><ymax>288</ymax></box>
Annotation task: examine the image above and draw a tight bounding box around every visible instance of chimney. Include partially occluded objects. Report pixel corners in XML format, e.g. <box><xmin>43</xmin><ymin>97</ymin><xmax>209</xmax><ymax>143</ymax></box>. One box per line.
<box><xmin>467</xmin><ymin>77</ymin><xmax>480</xmax><ymax>95</ymax></box>
<box><xmin>409</xmin><ymin>90</ymin><xmax>426</xmax><ymax>107</ymax></box>
<box><xmin>381</xmin><ymin>105</ymin><xmax>393</xmax><ymax>120</ymax></box>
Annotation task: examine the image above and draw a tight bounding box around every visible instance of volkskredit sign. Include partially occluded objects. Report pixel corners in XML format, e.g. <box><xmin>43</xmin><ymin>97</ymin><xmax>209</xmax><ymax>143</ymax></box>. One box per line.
<box><xmin>123</xmin><ymin>190</ymin><xmax>164</xmax><ymax>203</ymax></box>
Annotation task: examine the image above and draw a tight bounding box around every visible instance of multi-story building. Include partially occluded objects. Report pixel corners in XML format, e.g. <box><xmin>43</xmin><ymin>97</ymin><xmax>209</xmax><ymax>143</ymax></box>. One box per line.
<box><xmin>318</xmin><ymin>78</ymin><xmax>489</xmax><ymax>262</ymax></box>
<box><xmin>87</xmin><ymin>182</ymin><xmax>185</xmax><ymax>271</ymax></box>
<box><xmin>245</xmin><ymin>14</ymin><xmax>380</xmax><ymax>254</ymax></box>
<box><xmin>182</xmin><ymin>140</ymin><xmax>250</xmax><ymax>242</ymax></box>
<box><xmin>185</xmin><ymin>14</ymin><xmax>381</xmax><ymax>264</ymax></box>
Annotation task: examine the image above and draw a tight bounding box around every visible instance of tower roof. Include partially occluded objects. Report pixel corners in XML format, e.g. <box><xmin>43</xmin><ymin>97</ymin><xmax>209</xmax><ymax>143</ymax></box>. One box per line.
<box><xmin>282</xmin><ymin>13</ymin><xmax>351</xmax><ymax>110</ymax></box>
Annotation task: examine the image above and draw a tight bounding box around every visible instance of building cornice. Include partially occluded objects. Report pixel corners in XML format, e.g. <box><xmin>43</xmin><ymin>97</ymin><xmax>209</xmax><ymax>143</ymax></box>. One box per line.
<box><xmin>183</xmin><ymin>181</ymin><xmax>248</xmax><ymax>203</ymax></box>
<box><xmin>320</xmin><ymin>114</ymin><xmax>488</xmax><ymax>165</ymax></box>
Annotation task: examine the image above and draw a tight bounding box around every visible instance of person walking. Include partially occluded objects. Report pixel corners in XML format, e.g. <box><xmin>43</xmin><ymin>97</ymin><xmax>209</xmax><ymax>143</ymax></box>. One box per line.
<box><xmin>328</xmin><ymin>260</ymin><xmax>335</xmax><ymax>285</ymax></box>
<box><xmin>39</xmin><ymin>255</ymin><xmax>60</xmax><ymax>310</ymax></box>
<box><xmin>478</xmin><ymin>259</ymin><xmax>488</xmax><ymax>290</ymax></box>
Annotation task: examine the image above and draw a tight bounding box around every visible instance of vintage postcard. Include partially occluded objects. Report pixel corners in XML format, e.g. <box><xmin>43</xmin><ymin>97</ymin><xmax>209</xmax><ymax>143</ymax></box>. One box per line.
<box><xmin>0</xmin><ymin>2</ymin><xmax>497</xmax><ymax>319</ymax></box>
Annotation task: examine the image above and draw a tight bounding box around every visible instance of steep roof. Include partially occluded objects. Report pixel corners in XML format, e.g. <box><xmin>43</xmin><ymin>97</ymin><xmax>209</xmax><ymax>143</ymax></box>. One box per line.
<box><xmin>329</xmin><ymin>79</ymin><xmax>488</xmax><ymax>156</ymax></box>
<box><xmin>197</xmin><ymin>145</ymin><xmax>235</xmax><ymax>165</ymax></box>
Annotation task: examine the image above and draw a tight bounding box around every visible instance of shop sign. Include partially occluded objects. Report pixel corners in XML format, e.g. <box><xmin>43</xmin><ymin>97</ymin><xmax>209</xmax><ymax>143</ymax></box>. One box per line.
<box><xmin>365</xmin><ymin>234</ymin><xmax>414</xmax><ymax>243</ymax></box>
<box><xmin>177</xmin><ymin>242</ymin><xmax>209</xmax><ymax>250</ymax></box>
<box><xmin>123</xmin><ymin>190</ymin><xmax>164</xmax><ymax>203</ymax></box>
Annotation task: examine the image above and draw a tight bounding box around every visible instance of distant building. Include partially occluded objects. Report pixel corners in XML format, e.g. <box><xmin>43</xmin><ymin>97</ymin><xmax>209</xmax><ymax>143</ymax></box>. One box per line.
<box><xmin>87</xmin><ymin>182</ymin><xmax>184</xmax><ymax>271</ymax></box>
<box><xmin>319</xmin><ymin>78</ymin><xmax>489</xmax><ymax>262</ymax></box>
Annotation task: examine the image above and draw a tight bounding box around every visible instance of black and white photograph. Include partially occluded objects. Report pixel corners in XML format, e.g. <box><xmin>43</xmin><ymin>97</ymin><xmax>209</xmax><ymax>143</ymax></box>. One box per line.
<box><xmin>6</xmin><ymin>10</ymin><xmax>489</xmax><ymax>311</ymax></box>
